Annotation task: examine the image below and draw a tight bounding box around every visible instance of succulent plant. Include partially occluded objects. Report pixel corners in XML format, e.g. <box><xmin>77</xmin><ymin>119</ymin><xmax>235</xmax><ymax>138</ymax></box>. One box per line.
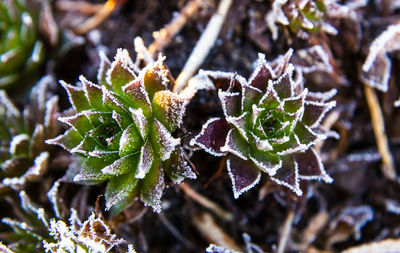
<box><xmin>0</xmin><ymin>76</ymin><xmax>58</xmax><ymax>191</ymax></box>
<box><xmin>0</xmin><ymin>0</ymin><xmax>44</xmax><ymax>88</ymax></box>
<box><xmin>265</xmin><ymin>0</ymin><xmax>359</xmax><ymax>39</ymax></box>
<box><xmin>1</xmin><ymin>191</ymin><xmax>136</xmax><ymax>253</ymax></box>
<box><xmin>190</xmin><ymin>50</ymin><xmax>336</xmax><ymax>198</ymax></box>
<box><xmin>46</xmin><ymin>49</ymin><xmax>196</xmax><ymax>214</ymax></box>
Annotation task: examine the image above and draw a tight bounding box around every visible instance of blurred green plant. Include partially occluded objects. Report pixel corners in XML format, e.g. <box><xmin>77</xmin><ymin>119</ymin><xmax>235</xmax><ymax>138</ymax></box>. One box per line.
<box><xmin>0</xmin><ymin>0</ymin><xmax>44</xmax><ymax>89</ymax></box>
<box><xmin>0</xmin><ymin>76</ymin><xmax>58</xmax><ymax>193</ymax></box>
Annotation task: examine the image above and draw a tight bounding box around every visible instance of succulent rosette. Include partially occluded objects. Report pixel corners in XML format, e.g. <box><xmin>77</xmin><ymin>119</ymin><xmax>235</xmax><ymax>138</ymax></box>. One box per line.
<box><xmin>190</xmin><ymin>50</ymin><xmax>336</xmax><ymax>198</ymax></box>
<box><xmin>1</xmin><ymin>191</ymin><xmax>136</xmax><ymax>253</ymax></box>
<box><xmin>47</xmin><ymin>49</ymin><xmax>196</xmax><ymax>213</ymax></box>
<box><xmin>0</xmin><ymin>76</ymin><xmax>58</xmax><ymax>191</ymax></box>
<box><xmin>0</xmin><ymin>0</ymin><xmax>44</xmax><ymax>88</ymax></box>
<box><xmin>266</xmin><ymin>0</ymin><xmax>355</xmax><ymax>39</ymax></box>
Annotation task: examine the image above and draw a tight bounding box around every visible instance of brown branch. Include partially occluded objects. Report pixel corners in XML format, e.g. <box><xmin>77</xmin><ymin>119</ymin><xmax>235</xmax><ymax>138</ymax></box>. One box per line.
<box><xmin>343</xmin><ymin>238</ymin><xmax>400</xmax><ymax>253</ymax></box>
<box><xmin>363</xmin><ymin>84</ymin><xmax>397</xmax><ymax>181</ymax></box>
<box><xmin>180</xmin><ymin>183</ymin><xmax>233</xmax><ymax>221</ymax></box>
<box><xmin>73</xmin><ymin>0</ymin><xmax>122</xmax><ymax>35</ymax></box>
<box><xmin>277</xmin><ymin>209</ymin><xmax>296</xmax><ymax>253</ymax></box>
<box><xmin>56</xmin><ymin>1</ymin><xmax>103</xmax><ymax>15</ymax></box>
<box><xmin>192</xmin><ymin>211</ymin><xmax>240</xmax><ymax>251</ymax></box>
<box><xmin>174</xmin><ymin>0</ymin><xmax>233</xmax><ymax>92</ymax></box>
<box><xmin>148</xmin><ymin>0</ymin><xmax>203</xmax><ymax>57</ymax></box>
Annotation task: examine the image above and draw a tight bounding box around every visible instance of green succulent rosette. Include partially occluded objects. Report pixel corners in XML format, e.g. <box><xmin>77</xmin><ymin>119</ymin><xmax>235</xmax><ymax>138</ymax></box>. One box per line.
<box><xmin>47</xmin><ymin>49</ymin><xmax>196</xmax><ymax>214</ymax></box>
<box><xmin>191</xmin><ymin>50</ymin><xmax>336</xmax><ymax>198</ymax></box>
<box><xmin>0</xmin><ymin>76</ymin><xmax>58</xmax><ymax>192</ymax></box>
<box><xmin>0</xmin><ymin>0</ymin><xmax>44</xmax><ymax>88</ymax></box>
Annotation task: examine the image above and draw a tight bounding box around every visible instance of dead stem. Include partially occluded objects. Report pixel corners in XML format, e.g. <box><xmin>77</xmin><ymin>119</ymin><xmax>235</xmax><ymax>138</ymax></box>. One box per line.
<box><xmin>158</xmin><ymin>213</ymin><xmax>196</xmax><ymax>250</ymax></box>
<box><xmin>148</xmin><ymin>0</ymin><xmax>203</xmax><ymax>57</ymax></box>
<box><xmin>363</xmin><ymin>84</ymin><xmax>397</xmax><ymax>181</ymax></box>
<box><xmin>74</xmin><ymin>0</ymin><xmax>122</xmax><ymax>35</ymax></box>
<box><xmin>134</xmin><ymin>37</ymin><xmax>154</xmax><ymax>65</ymax></box>
<box><xmin>192</xmin><ymin>211</ymin><xmax>241</xmax><ymax>251</ymax></box>
<box><xmin>174</xmin><ymin>0</ymin><xmax>233</xmax><ymax>93</ymax></box>
<box><xmin>56</xmin><ymin>1</ymin><xmax>103</xmax><ymax>15</ymax></box>
<box><xmin>343</xmin><ymin>238</ymin><xmax>400</xmax><ymax>253</ymax></box>
<box><xmin>297</xmin><ymin>211</ymin><xmax>329</xmax><ymax>251</ymax></box>
<box><xmin>277</xmin><ymin>209</ymin><xmax>295</xmax><ymax>253</ymax></box>
<box><xmin>204</xmin><ymin>156</ymin><xmax>227</xmax><ymax>188</ymax></box>
<box><xmin>180</xmin><ymin>183</ymin><xmax>233</xmax><ymax>221</ymax></box>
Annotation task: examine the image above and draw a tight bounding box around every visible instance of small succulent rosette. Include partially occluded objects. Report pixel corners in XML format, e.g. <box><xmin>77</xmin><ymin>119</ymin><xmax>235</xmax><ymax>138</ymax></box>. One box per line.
<box><xmin>47</xmin><ymin>49</ymin><xmax>196</xmax><ymax>214</ymax></box>
<box><xmin>0</xmin><ymin>76</ymin><xmax>58</xmax><ymax>191</ymax></box>
<box><xmin>190</xmin><ymin>50</ymin><xmax>336</xmax><ymax>198</ymax></box>
<box><xmin>1</xmin><ymin>191</ymin><xmax>136</xmax><ymax>253</ymax></box>
<box><xmin>0</xmin><ymin>0</ymin><xmax>44</xmax><ymax>88</ymax></box>
<box><xmin>266</xmin><ymin>0</ymin><xmax>360</xmax><ymax>39</ymax></box>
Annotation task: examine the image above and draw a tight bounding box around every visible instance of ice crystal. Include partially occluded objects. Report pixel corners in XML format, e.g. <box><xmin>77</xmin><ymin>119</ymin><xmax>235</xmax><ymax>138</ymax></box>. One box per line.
<box><xmin>47</xmin><ymin>49</ymin><xmax>196</xmax><ymax>214</ymax></box>
<box><xmin>0</xmin><ymin>76</ymin><xmax>59</xmax><ymax>191</ymax></box>
<box><xmin>0</xmin><ymin>0</ymin><xmax>44</xmax><ymax>88</ymax></box>
<box><xmin>191</xmin><ymin>50</ymin><xmax>335</xmax><ymax>198</ymax></box>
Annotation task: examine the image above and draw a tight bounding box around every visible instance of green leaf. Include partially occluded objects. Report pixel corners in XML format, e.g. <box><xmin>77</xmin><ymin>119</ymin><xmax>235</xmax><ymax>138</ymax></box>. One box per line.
<box><xmin>105</xmin><ymin>171</ymin><xmax>139</xmax><ymax>212</ymax></box>
<box><xmin>60</xmin><ymin>81</ymin><xmax>90</xmax><ymax>112</ymax></box>
<box><xmin>152</xmin><ymin>90</ymin><xmax>188</xmax><ymax>132</ymax></box>
<box><xmin>119</xmin><ymin>124</ymin><xmax>143</xmax><ymax>157</ymax></box>
<box><xmin>139</xmin><ymin>158</ymin><xmax>164</xmax><ymax>212</ymax></box>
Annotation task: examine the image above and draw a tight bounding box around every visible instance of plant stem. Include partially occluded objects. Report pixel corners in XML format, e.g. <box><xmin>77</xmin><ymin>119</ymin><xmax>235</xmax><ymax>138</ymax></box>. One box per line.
<box><xmin>174</xmin><ymin>0</ymin><xmax>232</xmax><ymax>93</ymax></box>
<box><xmin>363</xmin><ymin>84</ymin><xmax>397</xmax><ymax>181</ymax></box>
<box><xmin>180</xmin><ymin>183</ymin><xmax>233</xmax><ymax>221</ymax></box>
<box><xmin>148</xmin><ymin>0</ymin><xmax>203</xmax><ymax>57</ymax></box>
<box><xmin>277</xmin><ymin>209</ymin><xmax>295</xmax><ymax>253</ymax></box>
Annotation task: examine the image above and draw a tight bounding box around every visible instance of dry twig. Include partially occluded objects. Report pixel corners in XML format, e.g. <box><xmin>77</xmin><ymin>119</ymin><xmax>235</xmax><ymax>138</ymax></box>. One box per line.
<box><xmin>363</xmin><ymin>84</ymin><xmax>397</xmax><ymax>181</ymax></box>
<box><xmin>180</xmin><ymin>183</ymin><xmax>233</xmax><ymax>221</ymax></box>
<box><xmin>74</xmin><ymin>0</ymin><xmax>124</xmax><ymax>35</ymax></box>
<box><xmin>148</xmin><ymin>0</ymin><xmax>203</xmax><ymax>57</ymax></box>
<box><xmin>192</xmin><ymin>211</ymin><xmax>240</xmax><ymax>251</ymax></box>
<box><xmin>343</xmin><ymin>238</ymin><xmax>400</xmax><ymax>253</ymax></box>
<box><xmin>174</xmin><ymin>0</ymin><xmax>233</xmax><ymax>92</ymax></box>
<box><xmin>56</xmin><ymin>1</ymin><xmax>103</xmax><ymax>14</ymax></box>
<box><xmin>277</xmin><ymin>209</ymin><xmax>296</xmax><ymax>253</ymax></box>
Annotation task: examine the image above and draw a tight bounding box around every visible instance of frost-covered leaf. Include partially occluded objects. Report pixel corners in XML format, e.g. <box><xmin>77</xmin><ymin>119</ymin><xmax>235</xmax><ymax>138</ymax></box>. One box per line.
<box><xmin>1</xmin><ymin>76</ymin><xmax>58</xmax><ymax>189</ymax></box>
<box><xmin>151</xmin><ymin>119</ymin><xmax>180</xmax><ymax>161</ymax></box>
<box><xmin>140</xmin><ymin>159</ymin><xmax>164</xmax><ymax>213</ymax></box>
<box><xmin>152</xmin><ymin>90</ymin><xmax>188</xmax><ymax>131</ymax></box>
<box><xmin>190</xmin><ymin>118</ymin><xmax>230</xmax><ymax>156</ymax></box>
<box><xmin>106</xmin><ymin>48</ymin><xmax>136</xmax><ymax>95</ymax></box>
<box><xmin>227</xmin><ymin>155</ymin><xmax>261</xmax><ymax>199</ymax></box>
<box><xmin>362</xmin><ymin>23</ymin><xmax>400</xmax><ymax>92</ymax></box>
<box><xmin>206</xmin><ymin>244</ymin><xmax>241</xmax><ymax>253</ymax></box>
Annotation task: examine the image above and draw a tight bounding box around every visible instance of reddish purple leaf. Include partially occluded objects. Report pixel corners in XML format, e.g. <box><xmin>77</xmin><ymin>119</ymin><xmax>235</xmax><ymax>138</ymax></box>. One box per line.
<box><xmin>293</xmin><ymin>148</ymin><xmax>333</xmax><ymax>183</ymax></box>
<box><xmin>270</xmin><ymin>156</ymin><xmax>302</xmax><ymax>196</ymax></box>
<box><xmin>227</xmin><ymin>155</ymin><xmax>261</xmax><ymax>199</ymax></box>
<box><xmin>302</xmin><ymin>101</ymin><xmax>336</xmax><ymax>128</ymax></box>
<box><xmin>218</xmin><ymin>90</ymin><xmax>241</xmax><ymax>117</ymax></box>
<box><xmin>248</xmin><ymin>54</ymin><xmax>274</xmax><ymax>91</ymax></box>
<box><xmin>190</xmin><ymin>118</ymin><xmax>230</xmax><ymax>156</ymax></box>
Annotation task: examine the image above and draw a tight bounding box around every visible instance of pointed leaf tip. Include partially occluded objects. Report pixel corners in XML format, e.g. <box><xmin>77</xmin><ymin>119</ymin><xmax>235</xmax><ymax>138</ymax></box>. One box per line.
<box><xmin>227</xmin><ymin>155</ymin><xmax>261</xmax><ymax>199</ymax></box>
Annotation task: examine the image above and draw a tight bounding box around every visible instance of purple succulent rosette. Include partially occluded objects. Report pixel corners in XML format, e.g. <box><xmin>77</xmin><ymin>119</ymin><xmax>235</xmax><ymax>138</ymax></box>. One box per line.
<box><xmin>190</xmin><ymin>50</ymin><xmax>336</xmax><ymax>198</ymax></box>
<box><xmin>47</xmin><ymin>49</ymin><xmax>196</xmax><ymax>214</ymax></box>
